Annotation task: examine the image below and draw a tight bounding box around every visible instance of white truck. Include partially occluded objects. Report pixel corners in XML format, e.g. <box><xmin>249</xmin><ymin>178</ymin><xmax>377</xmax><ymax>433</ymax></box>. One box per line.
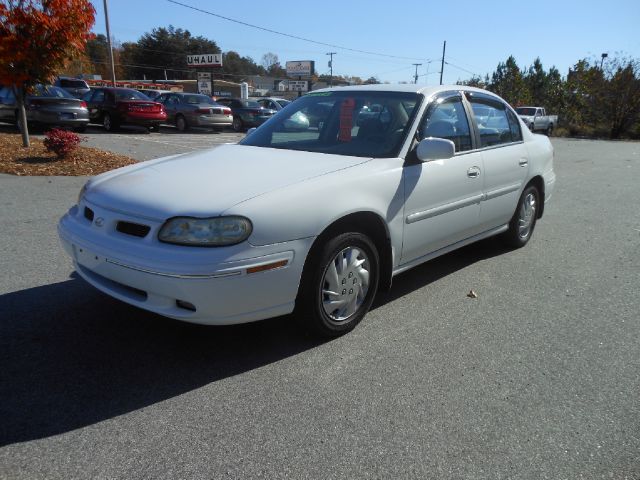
<box><xmin>515</xmin><ymin>107</ymin><xmax>557</xmax><ymax>135</ymax></box>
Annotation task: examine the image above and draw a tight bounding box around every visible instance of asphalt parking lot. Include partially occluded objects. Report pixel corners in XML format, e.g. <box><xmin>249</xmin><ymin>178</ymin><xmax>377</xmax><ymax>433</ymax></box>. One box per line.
<box><xmin>1</xmin><ymin>137</ymin><xmax>639</xmax><ymax>479</ymax></box>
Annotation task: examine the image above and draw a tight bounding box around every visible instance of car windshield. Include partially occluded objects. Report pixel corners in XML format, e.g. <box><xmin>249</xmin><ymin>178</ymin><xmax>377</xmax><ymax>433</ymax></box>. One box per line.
<box><xmin>32</xmin><ymin>85</ymin><xmax>75</xmax><ymax>98</ymax></box>
<box><xmin>516</xmin><ymin>107</ymin><xmax>537</xmax><ymax>116</ymax></box>
<box><xmin>184</xmin><ymin>94</ymin><xmax>215</xmax><ymax>105</ymax></box>
<box><xmin>114</xmin><ymin>89</ymin><xmax>150</xmax><ymax>101</ymax></box>
<box><xmin>240</xmin><ymin>91</ymin><xmax>421</xmax><ymax>158</ymax></box>
<box><xmin>60</xmin><ymin>79</ymin><xmax>87</xmax><ymax>88</ymax></box>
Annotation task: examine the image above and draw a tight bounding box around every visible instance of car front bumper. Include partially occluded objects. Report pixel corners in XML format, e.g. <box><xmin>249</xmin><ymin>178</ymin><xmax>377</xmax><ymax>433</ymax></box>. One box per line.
<box><xmin>58</xmin><ymin>202</ymin><xmax>314</xmax><ymax>325</ymax></box>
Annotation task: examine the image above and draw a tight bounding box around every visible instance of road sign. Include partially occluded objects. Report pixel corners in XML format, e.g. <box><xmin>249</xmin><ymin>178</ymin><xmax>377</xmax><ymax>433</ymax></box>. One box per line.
<box><xmin>286</xmin><ymin>61</ymin><xmax>314</xmax><ymax>77</ymax></box>
<box><xmin>187</xmin><ymin>53</ymin><xmax>223</xmax><ymax>68</ymax></box>
<box><xmin>197</xmin><ymin>72</ymin><xmax>211</xmax><ymax>80</ymax></box>
<box><xmin>288</xmin><ymin>81</ymin><xmax>308</xmax><ymax>92</ymax></box>
<box><xmin>198</xmin><ymin>80</ymin><xmax>212</xmax><ymax>95</ymax></box>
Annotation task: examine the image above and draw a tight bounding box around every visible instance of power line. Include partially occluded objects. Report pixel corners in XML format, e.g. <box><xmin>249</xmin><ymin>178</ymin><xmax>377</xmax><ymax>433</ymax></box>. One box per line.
<box><xmin>166</xmin><ymin>0</ymin><xmax>429</xmax><ymax>62</ymax></box>
<box><xmin>444</xmin><ymin>61</ymin><xmax>482</xmax><ymax>78</ymax></box>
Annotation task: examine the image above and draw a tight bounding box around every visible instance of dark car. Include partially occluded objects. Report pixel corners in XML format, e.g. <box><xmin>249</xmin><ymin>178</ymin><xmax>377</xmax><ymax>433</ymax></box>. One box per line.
<box><xmin>0</xmin><ymin>84</ymin><xmax>90</xmax><ymax>132</ymax></box>
<box><xmin>215</xmin><ymin>98</ymin><xmax>276</xmax><ymax>132</ymax></box>
<box><xmin>54</xmin><ymin>77</ymin><xmax>91</xmax><ymax>99</ymax></box>
<box><xmin>156</xmin><ymin>92</ymin><xmax>233</xmax><ymax>131</ymax></box>
<box><xmin>83</xmin><ymin>87</ymin><xmax>167</xmax><ymax>132</ymax></box>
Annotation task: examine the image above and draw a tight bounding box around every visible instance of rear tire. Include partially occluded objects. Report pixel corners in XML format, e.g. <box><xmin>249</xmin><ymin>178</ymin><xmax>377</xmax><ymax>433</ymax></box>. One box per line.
<box><xmin>502</xmin><ymin>185</ymin><xmax>540</xmax><ymax>248</ymax></box>
<box><xmin>103</xmin><ymin>113</ymin><xmax>118</xmax><ymax>132</ymax></box>
<box><xmin>546</xmin><ymin>124</ymin><xmax>554</xmax><ymax>136</ymax></box>
<box><xmin>295</xmin><ymin>232</ymin><xmax>380</xmax><ymax>337</ymax></box>
<box><xmin>176</xmin><ymin>115</ymin><xmax>188</xmax><ymax>132</ymax></box>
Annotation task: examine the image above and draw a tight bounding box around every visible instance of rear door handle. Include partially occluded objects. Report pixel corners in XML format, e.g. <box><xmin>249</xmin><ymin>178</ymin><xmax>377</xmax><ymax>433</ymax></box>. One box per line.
<box><xmin>467</xmin><ymin>166</ymin><xmax>481</xmax><ymax>178</ymax></box>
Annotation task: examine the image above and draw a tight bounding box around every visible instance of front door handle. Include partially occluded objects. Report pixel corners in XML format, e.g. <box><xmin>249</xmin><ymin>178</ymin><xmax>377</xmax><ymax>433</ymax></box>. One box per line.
<box><xmin>467</xmin><ymin>166</ymin><xmax>481</xmax><ymax>178</ymax></box>
<box><xmin>519</xmin><ymin>158</ymin><xmax>528</xmax><ymax>167</ymax></box>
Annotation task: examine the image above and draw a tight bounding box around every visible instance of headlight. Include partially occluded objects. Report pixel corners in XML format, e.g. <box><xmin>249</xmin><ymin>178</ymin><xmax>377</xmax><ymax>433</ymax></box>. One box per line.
<box><xmin>158</xmin><ymin>216</ymin><xmax>252</xmax><ymax>247</ymax></box>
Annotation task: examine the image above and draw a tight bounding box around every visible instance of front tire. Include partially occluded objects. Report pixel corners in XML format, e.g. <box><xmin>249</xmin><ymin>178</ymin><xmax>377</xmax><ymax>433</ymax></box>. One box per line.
<box><xmin>503</xmin><ymin>185</ymin><xmax>540</xmax><ymax>248</ymax></box>
<box><xmin>296</xmin><ymin>232</ymin><xmax>380</xmax><ymax>337</ymax></box>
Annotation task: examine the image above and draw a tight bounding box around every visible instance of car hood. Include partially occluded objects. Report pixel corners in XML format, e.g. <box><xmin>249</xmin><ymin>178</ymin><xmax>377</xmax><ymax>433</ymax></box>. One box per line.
<box><xmin>85</xmin><ymin>144</ymin><xmax>370</xmax><ymax>219</ymax></box>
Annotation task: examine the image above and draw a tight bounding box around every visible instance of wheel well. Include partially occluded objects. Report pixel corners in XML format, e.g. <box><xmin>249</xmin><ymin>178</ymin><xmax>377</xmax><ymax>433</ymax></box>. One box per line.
<box><xmin>526</xmin><ymin>176</ymin><xmax>545</xmax><ymax>218</ymax></box>
<box><xmin>305</xmin><ymin>212</ymin><xmax>393</xmax><ymax>292</ymax></box>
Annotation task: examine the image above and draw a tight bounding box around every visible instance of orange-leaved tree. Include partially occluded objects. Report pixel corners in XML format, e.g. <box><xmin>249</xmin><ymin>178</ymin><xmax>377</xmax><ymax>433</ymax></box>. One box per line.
<box><xmin>0</xmin><ymin>0</ymin><xmax>95</xmax><ymax>147</ymax></box>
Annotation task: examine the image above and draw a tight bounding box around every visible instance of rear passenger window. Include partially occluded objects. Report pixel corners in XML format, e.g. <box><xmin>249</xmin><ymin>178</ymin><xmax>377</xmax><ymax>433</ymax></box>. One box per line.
<box><xmin>419</xmin><ymin>97</ymin><xmax>472</xmax><ymax>152</ymax></box>
<box><xmin>469</xmin><ymin>99</ymin><xmax>512</xmax><ymax>147</ymax></box>
<box><xmin>506</xmin><ymin>108</ymin><xmax>522</xmax><ymax>142</ymax></box>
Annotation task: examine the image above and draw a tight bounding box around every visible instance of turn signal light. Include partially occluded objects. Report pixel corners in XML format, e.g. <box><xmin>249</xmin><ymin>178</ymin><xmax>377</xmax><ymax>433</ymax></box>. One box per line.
<box><xmin>246</xmin><ymin>260</ymin><xmax>288</xmax><ymax>274</ymax></box>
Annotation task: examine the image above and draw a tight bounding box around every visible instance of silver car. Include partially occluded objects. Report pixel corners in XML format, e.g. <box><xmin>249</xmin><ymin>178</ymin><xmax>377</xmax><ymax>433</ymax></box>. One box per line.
<box><xmin>157</xmin><ymin>92</ymin><xmax>233</xmax><ymax>131</ymax></box>
<box><xmin>0</xmin><ymin>84</ymin><xmax>90</xmax><ymax>132</ymax></box>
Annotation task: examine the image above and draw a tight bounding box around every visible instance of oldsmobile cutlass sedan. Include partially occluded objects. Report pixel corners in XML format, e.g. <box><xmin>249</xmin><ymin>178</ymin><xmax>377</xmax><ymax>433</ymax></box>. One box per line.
<box><xmin>58</xmin><ymin>85</ymin><xmax>555</xmax><ymax>337</ymax></box>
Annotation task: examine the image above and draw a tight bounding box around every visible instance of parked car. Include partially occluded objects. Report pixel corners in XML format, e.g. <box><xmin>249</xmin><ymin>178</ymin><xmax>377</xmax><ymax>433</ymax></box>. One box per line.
<box><xmin>515</xmin><ymin>106</ymin><xmax>557</xmax><ymax>135</ymax></box>
<box><xmin>156</xmin><ymin>92</ymin><xmax>233</xmax><ymax>131</ymax></box>
<box><xmin>0</xmin><ymin>84</ymin><xmax>89</xmax><ymax>131</ymax></box>
<box><xmin>215</xmin><ymin>98</ymin><xmax>276</xmax><ymax>132</ymax></box>
<box><xmin>58</xmin><ymin>85</ymin><xmax>555</xmax><ymax>337</ymax></box>
<box><xmin>83</xmin><ymin>87</ymin><xmax>167</xmax><ymax>132</ymax></box>
<box><xmin>254</xmin><ymin>97</ymin><xmax>291</xmax><ymax>111</ymax></box>
<box><xmin>137</xmin><ymin>89</ymin><xmax>172</xmax><ymax>101</ymax></box>
<box><xmin>54</xmin><ymin>77</ymin><xmax>91</xmax><ymax>99</ymax></box>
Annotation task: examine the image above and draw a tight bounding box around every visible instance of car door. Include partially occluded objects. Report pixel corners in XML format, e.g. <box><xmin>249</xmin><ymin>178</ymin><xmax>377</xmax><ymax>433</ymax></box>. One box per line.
<box><xmin>465</xmin><ymin>92</ymin><xmax>528</xmax><ymax>231</ymax></box>
<box><xmin>85</xmin><ymin>89</ymin><xmax>105</xmax><ymax>122</ymax></box>
<box><xmin>0</xmin><ymin>87</ymin><xmax>17</xmax><ymax>123</ymax></box>
<box><xmin>163</xmin><ymin>94</ymin><xmax>180</xmax><ymax>123</ymax></box>
<box><xmin>401</xmin><ymin>92</ymin><xmax>484</xmax><ymax>264</ymax></box>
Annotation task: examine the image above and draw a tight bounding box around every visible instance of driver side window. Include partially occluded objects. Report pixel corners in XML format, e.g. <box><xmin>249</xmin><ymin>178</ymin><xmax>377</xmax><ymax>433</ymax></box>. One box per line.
<box><xmin>419</xmin><ymin>97</ymin><xmax>472</xmax><ymax>152</ymax></box>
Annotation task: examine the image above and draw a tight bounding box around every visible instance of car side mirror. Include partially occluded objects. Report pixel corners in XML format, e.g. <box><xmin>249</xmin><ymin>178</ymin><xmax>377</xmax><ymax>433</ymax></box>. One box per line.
<box><xmin>416</xmin><ymin>137</ymin><xmax>455</xmax><ymax>162</ymax></box>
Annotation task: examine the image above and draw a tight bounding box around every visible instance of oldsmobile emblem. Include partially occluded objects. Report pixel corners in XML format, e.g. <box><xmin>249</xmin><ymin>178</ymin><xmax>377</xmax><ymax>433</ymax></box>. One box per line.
<box><xmin>95</xmin><ymin>217</ymin><xmax>105</xmax><ymax>227</ymax></box>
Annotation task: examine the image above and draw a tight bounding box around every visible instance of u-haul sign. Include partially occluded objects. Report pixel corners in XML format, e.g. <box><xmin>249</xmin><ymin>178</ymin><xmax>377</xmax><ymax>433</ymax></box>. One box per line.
<box><xmin>187</xmin><ymin>53</ymin><xmax>223</xmax><ymax>68</ymax></box>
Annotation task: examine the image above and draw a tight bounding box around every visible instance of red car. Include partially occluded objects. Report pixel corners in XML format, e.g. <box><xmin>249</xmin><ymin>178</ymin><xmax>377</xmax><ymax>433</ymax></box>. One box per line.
<box><xmin>83</xmin><ymin>87</ymin><xmax>167</xmax><ymax>132</ymax></box>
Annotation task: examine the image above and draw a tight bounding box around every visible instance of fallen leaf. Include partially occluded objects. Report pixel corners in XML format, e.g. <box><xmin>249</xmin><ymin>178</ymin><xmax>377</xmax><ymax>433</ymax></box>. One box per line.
<box><xmin>467</xmin><ymin>290</ymin><xmax>478</xmax><ymax>299</ymax></box>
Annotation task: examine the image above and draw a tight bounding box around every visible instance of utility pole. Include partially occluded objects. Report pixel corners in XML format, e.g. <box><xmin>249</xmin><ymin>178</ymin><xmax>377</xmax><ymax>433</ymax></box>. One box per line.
<box><xmin>412</xmin><ymin>63</ymin><xmax>422</xmax><ymax>84</ymax></box>
<box><xmin>439</xmin><ymin>40</ymin><xmax>446</xmax><ymax>85</ymax></box>
<box><xmin>103</xmin><ymin>0</ymin><xmax>116</xmax><ymax>86</ymax></box>
<box><xmin>326</xmin><ymin>52</ymin><xmax>336</xmax><ymax>86</ymax></box>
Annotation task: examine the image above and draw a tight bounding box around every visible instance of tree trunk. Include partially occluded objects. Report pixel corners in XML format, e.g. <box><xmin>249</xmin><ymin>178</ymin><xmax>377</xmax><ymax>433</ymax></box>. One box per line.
<box><xmin>13</xmin><ymin>85</ymin><xmax>30</xmax><ymax>147</ymax></box>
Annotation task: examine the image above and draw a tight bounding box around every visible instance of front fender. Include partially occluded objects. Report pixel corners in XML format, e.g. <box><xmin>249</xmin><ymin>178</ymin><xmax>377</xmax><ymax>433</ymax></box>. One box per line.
<box><xmin>223</xmin><ymin>158</ymin><xmax>406</xmax><ymax>251</ymax></box>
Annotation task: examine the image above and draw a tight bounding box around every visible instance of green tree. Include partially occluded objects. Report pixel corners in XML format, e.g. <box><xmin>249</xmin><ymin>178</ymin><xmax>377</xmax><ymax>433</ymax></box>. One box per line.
<box><xmin>222</xmin><ymin>51</ymin><xmax>265</xmax><ymax>80</ymax></box>
<box><xmin>120</xmin><ymin>25</ymin><xmax>220</xmax><ymax>80</ymax></box>
<box><xmin>525</xmin><ymin>57</ymin><xmax>548</xmax><ymax>105</ymax></box>
<box><xmin>490</xmin><ymin>56</ymin><xmax>530</xmax><ymax>106</ymax></box>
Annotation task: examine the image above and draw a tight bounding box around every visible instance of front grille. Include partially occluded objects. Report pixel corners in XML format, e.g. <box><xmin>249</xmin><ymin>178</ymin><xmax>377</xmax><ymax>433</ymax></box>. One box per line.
<box><xmin>116</xmin><ymin>221</ymin><xmax>150</xmax><ymax>238</ymax></box>
<box><xmin>84</xmin><ymin>207</ymin><xmax>94</xmax><ymax>222</ymax></box>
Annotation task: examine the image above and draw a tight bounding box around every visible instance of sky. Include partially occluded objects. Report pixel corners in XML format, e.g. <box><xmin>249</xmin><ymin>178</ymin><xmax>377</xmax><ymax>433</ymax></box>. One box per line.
<box><xmin>90</xmin><ymin>0</ymin><xmax>640</xmax><ymax>84</ymax></box>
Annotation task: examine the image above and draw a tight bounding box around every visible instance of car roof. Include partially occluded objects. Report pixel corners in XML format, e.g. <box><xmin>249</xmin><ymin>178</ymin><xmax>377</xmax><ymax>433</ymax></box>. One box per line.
<box><xmin>311</xmin><ymin>83</ymin><xmax>501</xmax><ymax>100</ymax></box>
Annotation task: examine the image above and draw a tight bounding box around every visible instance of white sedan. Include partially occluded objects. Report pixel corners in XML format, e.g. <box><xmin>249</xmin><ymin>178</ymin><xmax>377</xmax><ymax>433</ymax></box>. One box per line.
<box><xmin>58</xmin><ymin>85</ymin><xmax>556</xmax><ymax>337</ymax></box>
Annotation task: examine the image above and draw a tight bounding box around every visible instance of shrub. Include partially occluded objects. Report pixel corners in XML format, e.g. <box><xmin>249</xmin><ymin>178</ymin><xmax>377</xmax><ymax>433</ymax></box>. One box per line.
<box><xmin>43</xmin><ymin>128</ymin><xmax>83</xmax><ymax>158</ymax></box>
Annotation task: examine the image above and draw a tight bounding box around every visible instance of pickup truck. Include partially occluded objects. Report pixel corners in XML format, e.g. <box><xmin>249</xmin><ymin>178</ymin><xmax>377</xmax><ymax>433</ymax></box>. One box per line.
<box><xmin>515</xmin><ymin>106</ymin><xmax>557</xmax><ymax>135</ymax></box>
